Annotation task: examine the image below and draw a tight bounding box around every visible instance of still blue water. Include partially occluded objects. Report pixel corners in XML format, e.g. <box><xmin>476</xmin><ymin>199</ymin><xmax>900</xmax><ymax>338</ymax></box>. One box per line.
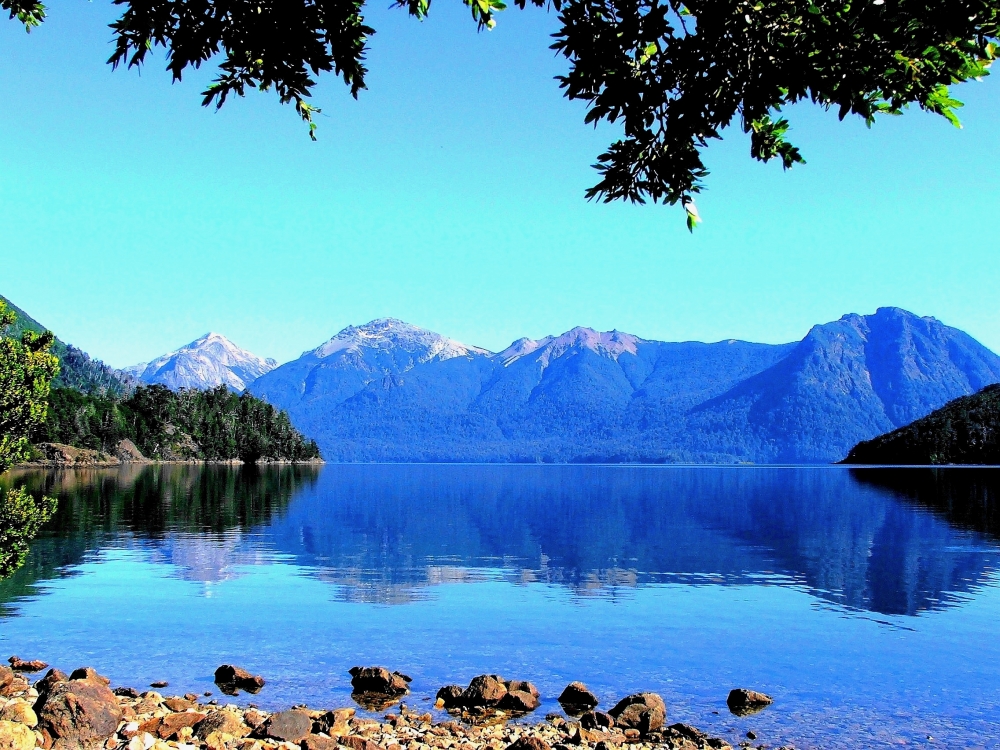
<box><xmin>1</xmin><ymin>465</ymin><xmax>998</xmax><ymax>749</ymax></box>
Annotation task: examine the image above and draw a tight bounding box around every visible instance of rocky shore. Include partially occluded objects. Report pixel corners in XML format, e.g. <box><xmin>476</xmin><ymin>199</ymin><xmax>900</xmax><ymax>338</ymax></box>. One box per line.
<box><xmin>18</xmin><ymin>443</ymin><xmax>324</xmax><ymax>468</ymax></box>
<box><xmin>0</xmin><ymin>661</ymin><xmax>778</xmax><ymax>750</ymax></box>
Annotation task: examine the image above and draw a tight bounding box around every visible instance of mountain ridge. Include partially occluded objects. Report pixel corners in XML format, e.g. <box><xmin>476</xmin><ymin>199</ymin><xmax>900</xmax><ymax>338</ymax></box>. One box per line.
<box><xmin>250</xmin><ymin>307</ymin><xmax>1000</xmax><ymax>463</ymax></box>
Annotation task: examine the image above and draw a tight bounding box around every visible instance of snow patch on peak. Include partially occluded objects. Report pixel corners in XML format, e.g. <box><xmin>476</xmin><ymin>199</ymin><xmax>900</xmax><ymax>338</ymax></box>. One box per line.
<box><xmin>127</xmin><ymin>333</ymin><xmax>277</xmax><ymax>391</ymax></box>
<box><xmin>312</xmin><ymin>319</ymin><xmax>492</xmax><ymax>362</ymax></box>
<box><xmin>498</xmin><ymin>327</ymin><xmax>643</xmax><ymax>366</ymax></box>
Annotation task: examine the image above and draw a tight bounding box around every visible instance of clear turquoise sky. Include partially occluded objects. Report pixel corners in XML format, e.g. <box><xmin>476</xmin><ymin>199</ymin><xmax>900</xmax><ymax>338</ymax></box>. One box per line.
<box><xmin>1</xmin><ymin>1</ymin><xmax>998</xmax><ymax>368</ymax></box>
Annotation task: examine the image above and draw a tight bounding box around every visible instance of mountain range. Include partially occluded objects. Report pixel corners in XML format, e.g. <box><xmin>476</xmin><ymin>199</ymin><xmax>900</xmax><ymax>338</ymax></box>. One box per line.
<box><xmin>247</xmin><ymin>309</ymin><xmax>1000</xmax><ymax>463</ymax></box>
<box><xmin>5</xmin><ymin>291</ymin><xmax>1000</xmax><ymax>464</ymax></box>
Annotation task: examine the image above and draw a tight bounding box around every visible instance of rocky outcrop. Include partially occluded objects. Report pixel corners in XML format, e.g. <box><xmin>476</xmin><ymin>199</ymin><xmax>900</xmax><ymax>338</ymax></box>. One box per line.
<box><xmin>33</xmin><ymin>667</ymin><xmax>123</xmax><ymax>750</ymax></box>
<box><xmin>213</xmin><ymin>665</ymin><xmax>264</xmax><ymax>696</ymax></box>
<box><xmin>726</xmin><ymin>689</ymin><xmax>772</xmax><ymax>716</ymax></box>
<box><xmin>348</xmin><ymin>667</ymin><xmax>410</xmax><ymax>708</ymax></box>
<box><xmin>26</xmin><ymin>442</ymin><xmax>150</xmax><ymax>468</ymax></box>
<box><xmin>608</xmin><ymin>693</ymin><xmax>666</xmax><ymax>734</ymax></box>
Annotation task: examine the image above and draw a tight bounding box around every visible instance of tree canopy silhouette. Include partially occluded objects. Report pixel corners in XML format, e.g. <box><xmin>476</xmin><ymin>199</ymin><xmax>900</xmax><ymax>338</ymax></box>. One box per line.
<box><xmin>4</xmin><ymin>0</ymin><xmax>997</xmax><ymax>225</ymax></box>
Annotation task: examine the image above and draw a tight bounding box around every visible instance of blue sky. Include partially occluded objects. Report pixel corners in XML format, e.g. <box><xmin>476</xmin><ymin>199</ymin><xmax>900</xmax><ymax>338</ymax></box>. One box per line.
<box><xmin>1</xmin><ymin>1</ymin><xmax>998</xmax><ymax>367</ymax></box>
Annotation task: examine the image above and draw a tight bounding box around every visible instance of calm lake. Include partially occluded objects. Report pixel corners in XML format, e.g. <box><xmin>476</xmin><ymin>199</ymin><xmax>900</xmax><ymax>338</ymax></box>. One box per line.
<box><xmin>1</xmin><ymin>465</ymin><xmax>998</xmax><ymax>749</ymax></box>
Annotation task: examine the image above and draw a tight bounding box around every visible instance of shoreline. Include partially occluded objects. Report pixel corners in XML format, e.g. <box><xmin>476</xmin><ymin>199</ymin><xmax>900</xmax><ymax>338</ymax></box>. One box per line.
<box><xmin>0</xmin><ymin>665</ymin><xmax>752</xmax><ymax>750</ymax></box>
<box><xmin>15</xmin><ymin>442</ymin><xmax>325</xmax><ymax>469</ymax></box>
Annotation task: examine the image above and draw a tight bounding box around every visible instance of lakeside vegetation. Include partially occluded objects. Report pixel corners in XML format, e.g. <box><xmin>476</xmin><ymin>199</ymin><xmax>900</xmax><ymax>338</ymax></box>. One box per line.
<box><xmin>35</xmin><ymin>385</ymin><xmax>321</xmax><ymax>464</ymax></box>
<box><xmin>844</xmin><ymin>384</ymin><xmax>1000</xmax><ymax>465</ymax></box>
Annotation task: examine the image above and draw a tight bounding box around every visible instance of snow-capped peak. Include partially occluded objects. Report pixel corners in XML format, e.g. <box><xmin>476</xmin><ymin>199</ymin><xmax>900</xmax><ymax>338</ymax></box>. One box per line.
<box><xmin>312</xmin><ymin>318</ymin><xmax>492</xmax><ymax>362</ymax></box>
<box><xmin>498</xmin><ymin>327</ymin><xmax>643</xmax><ymax>367</ymax></box>
<box><xmin>127</xmin><ymin>333</ymin><xmax>278</xmax><ymax>392</ymax></box>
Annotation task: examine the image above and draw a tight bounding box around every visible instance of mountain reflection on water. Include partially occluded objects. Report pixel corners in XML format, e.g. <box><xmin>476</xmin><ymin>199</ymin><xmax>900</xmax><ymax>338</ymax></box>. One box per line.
<box><xmin>2</xmin><ymin>464</ymin><xmax>997</xmax><ymax>616</ymax></box>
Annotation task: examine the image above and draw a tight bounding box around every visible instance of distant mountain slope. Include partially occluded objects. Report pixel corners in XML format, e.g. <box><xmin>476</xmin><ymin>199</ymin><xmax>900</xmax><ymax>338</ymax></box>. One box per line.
<box><xmin>126</xmin><ymin>333</ymin><xmax>277</xmax><ymax>391</ymax></box>
<box><xmin>0</xmin><ymin>293</ymin><xmax>126</xmax><ymax>395</ymax></box>
<box><xmin>843</xmin><ymin>385</ymin><xmax>1000</xmax><ymax>464</ymax></box>
<box><xmin>251</xmin><ymin>308</ymin><xmax>1000</xmax><ymax>464</ymax></box>
<box><xmin>688</xmin><ymin>308</ymin><xmax>1000</xmax><ymax>462</ymax></box>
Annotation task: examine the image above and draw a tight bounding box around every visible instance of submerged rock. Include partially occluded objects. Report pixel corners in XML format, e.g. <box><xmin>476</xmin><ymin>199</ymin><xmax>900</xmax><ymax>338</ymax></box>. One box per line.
<box><xmin>435</xmin><ymin>685</ymin><xmax>464</xmax><ymax>709</ymax></box>
<box><xmin>8</xmin><ymin>657</ymin><xmax>47</xmax><ymax>673</ymax></box>
<box><xmin>726</xmin><ymin>689</ymin><xmax>772</xmax><ymax>716</ymax></box>
<box><xmin>33</xmin><ymin>667</ymin><xmax>123</xmax><ymax>750</ymax></box>
<box><xmin>461</xmin><ymin>675</ymin><xmax>508</xmax><ymax>707</ymax></box>
<box><xmin>608</xmin><ymin>693</ymin><xmax>666</xmax><ymax>734</ymax></box>
<box><xmin>558</xmin><ymin>682</ymin><xmax>599</xmax><ymax>712</ymax></box>
<box><xmin>348</xmin><ymin>667</ymin><xmax>411</xmax><ymax>696</ymax></box>
<box><xmin>498</xmin><ymin>689</ymin><xmax>540</xmax><ymax>712</ymax></box>
<box><xmin>213</xmin><ymin>665</ymin><xmax>265</xmax><ymax>696</ymax></box>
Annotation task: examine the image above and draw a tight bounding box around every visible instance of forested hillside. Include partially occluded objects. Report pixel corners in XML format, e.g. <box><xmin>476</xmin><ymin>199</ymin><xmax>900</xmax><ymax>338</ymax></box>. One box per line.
<box><xmin>34</xmin><ymin>385</ymin><xmax>321</xmax><ymax>463</ymax></box>
<box><xmin>843</xmin><ymin>385</ymin><xmax>1000</xmax><ymax>465</ymax></box>
<box><xmin>0</xmin><ymin>294</ymin><xmax>126</xmax><ymax>395</ymax></box>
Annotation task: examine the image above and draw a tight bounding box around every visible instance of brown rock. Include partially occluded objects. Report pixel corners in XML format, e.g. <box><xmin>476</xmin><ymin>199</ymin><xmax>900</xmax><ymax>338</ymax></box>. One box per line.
<box><xmin>558</xmin><ymin>683</ymin><xmax>598</xmax><ymax>711</ymax></box>
<box><xmin>506</xmin><ymin>738</ymin><xmax>550</xmax><ymax>750</ymax></box>
<box><xmin>347</xmin><ymin>667</ymin><xmax>410</xmax><ymax>696</ymax></box>
<box><xmin>607</xmin><ymin>693</ymin><xmax>666</xmax><ymax>734</ymax></box>
<box><xmin>311</xmin><ymin>710</ymin><xmax>353</xmax><ymax>737</ymax></box>
<box><xmin>497</xmin><ymin>691</ymin><xmax>540</xmax><ymax>713</ymax></box>
<box><xmin>1</xmin><ymin>677</ymin><xmax>28</xmax><ymax>699</ymax></box>
<box><xmin>338</xmin><ymin>736</ymin><xmax>380</xmax><ymax>750</ymax></box>
<box><xmin>8</xmin><ymin>658</ymin><xmax>48</xmax><ymax>674</ymax></box>
<box><xmin>461</xmin><ymin>676</ymin><xmax>507</xmax><ymax>707</ymax></box>
<box><xmin>0</xmin><ymin>719</ymin><xmax>36</xmax><ymax>750</ymax></box>
<box><xmin>0</xmin><ymin>702</ymin><xmax>38</xmax><ymax>728</ymax></box>
<box><xmin>0</xmin><ymin>668</ymin><xmax>13</xmax><ymax>694</ymax></box>
<box><xmin>149</xmin><ymin>683</ymin><xmax>168</xmax><ymax>690</ymax></box>
<box><xmin>157</xmin><ymin>713</ymin><xmax>207</xmax><ymax>740</ymax></box>
<box><xmin>301</xmin><ymin>737</ymin><xmax>339</xmax><ymax>750</ymax></box>
<box><xmin>162</xmin><ymin>699</ymin><xmax>192</xmax><ymax>712</ymax></box>
<box><xmin>193</xmin><ymin>711</ymin><xmax>249</xmax><ymax>741</ymax></box>
<box><xmin>663</xmin><ymin>723</ymin><xmax>731</xmax><ymax>750</ymax></box>
<box><xmin>725</xmin><ymin>689</ymin><xmax>772</xmax><ymax>717</ymax></box>
<box><xmin>580</xmin><ymin>712</ymin><xmax>614</xmax><ymax>731</ymax></box>
<box><xmin>258</xmin><ymin>711</ymin><xmax>312</xmax><ymax>744</ymax></box>
<box><xmin>34</xmin><ymin>672</ymin><xmax>67</xmax><ymax>702</ymax></box>
<box><xmin>435</xmin><ymin>686</ymin><xmax>465</xmax><ymax>709</ymax></box>
<box><xmin>34</xmin><ymin>669</ymin><xmax>123</xmax><ymax>750</ymax></box>
<box><xmin>505</xmin><ymin>681</ymin><xmax>539</xmax><ymax>699</ymax></box>
<box><xmin>242</xmin><ymin>711</ymin><xmax>266</xmax><ymax>731</ymax></box>
<box><xmin>112</xmin><ymin>688</ymin><xmax>139</xmax><ymax>700</ymax></box>
<box><xmin>67</xmin><ymin>670</ymin><xmax>109</xmax><ymax>687</ymax></box>
<box><xmin>213</xmin><ymin>666</ymin><xmax>264</xmax><ymax>696</ymax></box>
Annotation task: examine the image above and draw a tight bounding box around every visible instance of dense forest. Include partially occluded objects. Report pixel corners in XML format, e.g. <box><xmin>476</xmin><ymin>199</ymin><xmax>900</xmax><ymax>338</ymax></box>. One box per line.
<box><xmin>843</xmin><ymin>384</ymin><xmax>1000</xmax><ymax>465</ymax></box>
<box><xmin>34</xmin><ymin>385</ymin><xmax>321</xmax><ymax>463</ymax></box>
<box><xmin>0</xmin><ymin>294</ymin><xmax>126</xmax><ymax>395</ymax></box>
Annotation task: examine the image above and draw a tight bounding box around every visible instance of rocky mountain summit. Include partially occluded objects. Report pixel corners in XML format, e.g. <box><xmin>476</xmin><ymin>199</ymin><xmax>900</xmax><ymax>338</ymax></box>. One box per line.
<box><xmin>125</xmin><ymin>333</ymin><xmax>278</xmax><ymax>392</ymax></box>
